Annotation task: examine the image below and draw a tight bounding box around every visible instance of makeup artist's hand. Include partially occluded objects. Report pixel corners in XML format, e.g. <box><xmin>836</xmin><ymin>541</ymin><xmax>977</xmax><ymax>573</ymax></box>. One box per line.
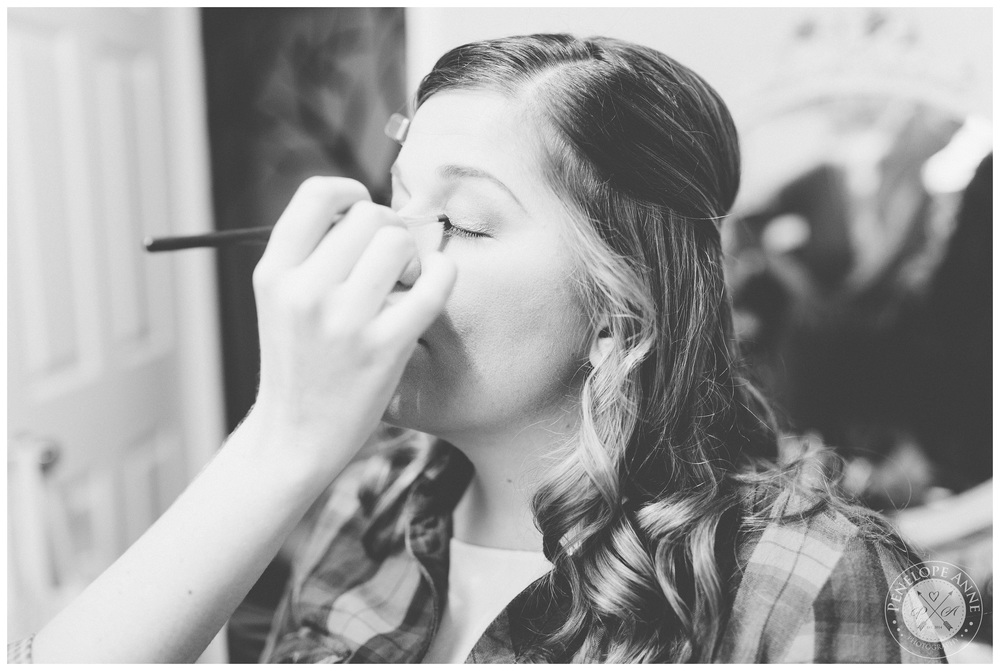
<box><xmin>28</xmin><ymin>177</ymin><xmax>456</xmax><ymax>663</ymax></box>
<box><xmin>243</xmin><ymin>177</ymin><xmax>456</xmax><ymax>486</ymax></box>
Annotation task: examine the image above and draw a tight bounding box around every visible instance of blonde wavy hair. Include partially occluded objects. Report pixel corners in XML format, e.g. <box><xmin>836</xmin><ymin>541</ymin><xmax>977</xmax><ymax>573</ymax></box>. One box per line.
<box><xmin>358</xmin><ymin>34</ymin><xmax>909</xmax><ymax>662</ymax></box>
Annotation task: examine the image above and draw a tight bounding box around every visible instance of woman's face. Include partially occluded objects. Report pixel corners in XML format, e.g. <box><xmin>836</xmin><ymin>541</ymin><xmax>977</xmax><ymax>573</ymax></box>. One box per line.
<box><xmin>384</xmin><ymin>90</ymin><xmax>592</xmax><ymax>444</ymax></box>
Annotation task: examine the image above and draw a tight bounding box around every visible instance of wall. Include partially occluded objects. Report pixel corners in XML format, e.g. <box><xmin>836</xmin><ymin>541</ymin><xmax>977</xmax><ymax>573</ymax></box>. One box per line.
<box><xmin>201</xmin><ymin>8</ymin><xmax>407</xmax><ymax>432</ymax></box>
<box><xmin>405</xmin><ymin>8</ymin><xmax>992</xmax><ymax>126</ymax></box>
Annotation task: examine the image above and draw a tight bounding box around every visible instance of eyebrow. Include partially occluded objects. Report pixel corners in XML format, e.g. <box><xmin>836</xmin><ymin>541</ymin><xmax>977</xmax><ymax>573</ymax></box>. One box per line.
<box><xmin>392</xmin><ymin>161</ymin><xmax>527</xmax><ymax>213</ymax></box>
<box><xmin>439</xmin><ymin>164</ymin><xmax>527</xmax><ymax>211</ymax></box>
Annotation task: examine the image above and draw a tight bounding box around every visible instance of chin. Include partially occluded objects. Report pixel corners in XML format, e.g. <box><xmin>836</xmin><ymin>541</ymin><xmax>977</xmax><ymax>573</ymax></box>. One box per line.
<box><xmin>382</xmin><ymin>391</ymin><xmax>445</xmax><ymax>437</ymax></box>
<box><xmin>381</xmin><ymin>391</ymin><xmax>409</xmax><ymax>428</ymax></box>
<box><xmin>382</xmin><ymin>350</ymin><xmax>442</xmax><ymax>433</ymax></box>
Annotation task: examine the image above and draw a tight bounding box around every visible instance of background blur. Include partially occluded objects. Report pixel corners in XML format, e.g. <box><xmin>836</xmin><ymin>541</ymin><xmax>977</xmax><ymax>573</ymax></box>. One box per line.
<box><xmin>7</xmin><ymin>7</ymin><xmax>992</xmax><ymax>663</ymax></box>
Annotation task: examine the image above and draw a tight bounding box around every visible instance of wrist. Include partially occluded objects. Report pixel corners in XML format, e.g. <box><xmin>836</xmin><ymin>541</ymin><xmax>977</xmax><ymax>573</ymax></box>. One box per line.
<box><xmin>224</xmin><ymin>406</ymin><xmax>354</xmax><ymax>494</ymax></box>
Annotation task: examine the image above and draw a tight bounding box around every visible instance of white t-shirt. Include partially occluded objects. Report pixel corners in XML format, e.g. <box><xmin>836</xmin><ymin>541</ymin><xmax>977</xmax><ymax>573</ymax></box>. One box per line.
<box><xmin>421</xmin><ymin>537</ymin><xmax>552</xmax><ymax>664</ymax></box>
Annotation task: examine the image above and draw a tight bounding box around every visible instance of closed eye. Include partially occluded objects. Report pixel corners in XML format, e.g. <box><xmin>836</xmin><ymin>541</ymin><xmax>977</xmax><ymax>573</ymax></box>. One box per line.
<box><xmin>391</xmin><ymin>166</ymin><xmax>491</xmax><ymax>239</ymax></box>
<box><xmin>443</xmin><ymin>217</ymin><xmax>489</xmax><ymax>239</ymax></box>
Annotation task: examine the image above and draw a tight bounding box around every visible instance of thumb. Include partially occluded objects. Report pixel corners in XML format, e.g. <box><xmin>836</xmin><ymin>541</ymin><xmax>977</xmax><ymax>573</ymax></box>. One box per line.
<box><xmin>379</xmin><ymin>252</ymin><xmax>457</xmax><ymax>342</ymax></box>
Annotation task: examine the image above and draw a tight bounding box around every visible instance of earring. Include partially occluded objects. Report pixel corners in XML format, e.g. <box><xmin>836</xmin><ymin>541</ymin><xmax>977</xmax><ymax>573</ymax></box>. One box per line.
<box><xmin>589</xmin><ymin>328</ymin><xmax>613</xmax><ymax>367</ymax></box>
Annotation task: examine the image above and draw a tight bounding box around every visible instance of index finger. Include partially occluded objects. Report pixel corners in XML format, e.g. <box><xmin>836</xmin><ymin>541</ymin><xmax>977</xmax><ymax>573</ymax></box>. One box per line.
<box><xmin>258</xmin><ymin>177</ymin><xmax>370</xmax><ymax>272</ymax></box>
<box><xmin>375</xmin><ymin>252</ymin><xmax>457</xmax><ymax>346</ymax></box>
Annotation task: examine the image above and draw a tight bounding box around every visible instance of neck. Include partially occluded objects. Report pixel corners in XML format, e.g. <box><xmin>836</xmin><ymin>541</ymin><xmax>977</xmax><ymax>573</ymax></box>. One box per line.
<box><xmin>446</xmin><ymin>414</ymin><xmax>576</xmax><ymax>552</ymax></box>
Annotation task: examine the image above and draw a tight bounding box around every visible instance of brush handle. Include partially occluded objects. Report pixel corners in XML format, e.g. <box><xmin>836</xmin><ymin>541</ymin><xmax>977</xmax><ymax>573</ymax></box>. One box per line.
<box><xmin>144</xmin><ymin>214</ymin><xmax>447</xmax><ymax>253</ymax></box>
<box><xmin>144</xmin><ymin>227</ymin><xmax>273</xmax><ymax>252</ymax></box>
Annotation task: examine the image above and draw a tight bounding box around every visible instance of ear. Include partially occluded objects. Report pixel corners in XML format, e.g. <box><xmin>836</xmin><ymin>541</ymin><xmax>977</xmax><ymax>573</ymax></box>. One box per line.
<box><xmin>589</xmin><ymin>327</ymin><xmax>613</xmax><ymax>368</ymax></box>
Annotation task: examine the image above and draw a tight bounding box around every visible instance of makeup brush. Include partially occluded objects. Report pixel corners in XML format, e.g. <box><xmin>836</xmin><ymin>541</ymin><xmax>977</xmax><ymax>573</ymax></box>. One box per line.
<box><xmin>144</xmin><ymin>214</ymin><xmax>450</xmax><ymax>252</ymax></box>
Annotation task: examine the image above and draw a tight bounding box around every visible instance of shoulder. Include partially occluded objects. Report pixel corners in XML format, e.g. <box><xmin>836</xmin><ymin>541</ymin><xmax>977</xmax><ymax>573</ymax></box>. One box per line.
<box><xmin>290</xmin><ymin>438</ymin><xmax>459</xmax><ymax>578</ymax></box>
<box><xmin>719</xmin><ymin>499</ymin><xmax>941</xmax><ymax>663</ymax></box>
<box><xmin>261</xmin><ymin>458</ymin><xmax>382</xmax><ymax>663</ymax></box>
<box><xmin>289</xmin><ymin>458</ymin><xmax>370</xmax><ymax>581</ymax></box>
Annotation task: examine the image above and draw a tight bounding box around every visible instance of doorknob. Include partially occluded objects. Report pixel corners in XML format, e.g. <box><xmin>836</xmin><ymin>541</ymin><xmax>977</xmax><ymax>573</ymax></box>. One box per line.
<box><xmin>8</xmin><ymin>433</ymin><xmax>83</xmax><ymax>615</ymax></box>
<box><xmin>9</xmin><ymin>433</ymin><xmax>62</xmax><ymax>474</ymax></box>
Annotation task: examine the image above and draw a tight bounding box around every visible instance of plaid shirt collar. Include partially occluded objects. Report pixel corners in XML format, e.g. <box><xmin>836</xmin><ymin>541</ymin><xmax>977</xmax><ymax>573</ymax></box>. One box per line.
<box><xmin>264</xmin><ymin>446</ymin><xmax>583</xmax><ymax>663</ymax></box>
<box><xmin>261</xmin><ymin>445</ymin><xmax>942</xmax><ymax>664</ymax></box>
<box><xmin>265</xmin><ymin>446</ymin><xmax>484</xmax><ymax>663</ymax></box>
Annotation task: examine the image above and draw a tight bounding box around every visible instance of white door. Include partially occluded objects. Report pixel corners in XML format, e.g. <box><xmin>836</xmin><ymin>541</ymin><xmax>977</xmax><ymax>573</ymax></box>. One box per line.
<box><xmin>8</xmin><ymin>8</ymin><xmax>226</xmax><ymax>658</ymax></box>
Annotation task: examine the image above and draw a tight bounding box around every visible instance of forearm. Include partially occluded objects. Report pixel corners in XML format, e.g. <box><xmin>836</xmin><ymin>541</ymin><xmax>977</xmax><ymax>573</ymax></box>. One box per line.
<box><xmin>31</xmin><ymin>418</ymin><xmax>342</xmax><ymax>663</ymax></box>
<box><xmin>24</xmin><ymin>179</ymin><xmax>455</xmax><ymax>663</ymax></box>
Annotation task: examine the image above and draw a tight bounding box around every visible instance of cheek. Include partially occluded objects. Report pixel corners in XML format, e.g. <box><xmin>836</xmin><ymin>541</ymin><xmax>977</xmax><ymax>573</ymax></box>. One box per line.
<box><xmin>449</xmin><ymin>246</ymin><xmax>587</xmax><ymax>396</ymax></box>
<box><xmin>450</xmin><ymin>245</ymin><xmax>587</xmax><ymax>365</ymax></box>
<box><xmin>389</xmin><ymin>239</ymin><xmax>590</xmax><ymax>434</ymax></box>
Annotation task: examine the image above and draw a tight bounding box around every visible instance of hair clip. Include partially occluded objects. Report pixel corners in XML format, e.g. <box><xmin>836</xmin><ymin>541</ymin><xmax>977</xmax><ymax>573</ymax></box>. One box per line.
<box><xmin>384</xmin><ymin>113</ymin><xmax>410</xmax><ymax>145</ymax></box>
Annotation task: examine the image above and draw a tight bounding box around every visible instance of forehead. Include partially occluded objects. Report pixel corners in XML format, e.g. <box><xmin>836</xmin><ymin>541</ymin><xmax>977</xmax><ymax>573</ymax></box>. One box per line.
<box><xmin>398</xmin><ymin>90</ymin><xmax>543</xmax><ymax>184</ymax></box>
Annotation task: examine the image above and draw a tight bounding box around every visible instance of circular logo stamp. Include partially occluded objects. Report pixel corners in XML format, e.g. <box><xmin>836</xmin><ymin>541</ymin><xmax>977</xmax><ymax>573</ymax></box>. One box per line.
<box><xmin>884</xmin><ymin>560</ymin><xmax>984</xmax><ymax>659</ymax></box>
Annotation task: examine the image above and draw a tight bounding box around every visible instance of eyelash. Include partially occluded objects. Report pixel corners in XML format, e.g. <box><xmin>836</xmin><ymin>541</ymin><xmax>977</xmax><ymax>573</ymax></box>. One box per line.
<box><xmin>443</xmin><ymin>217</ymin><xmax>488</xmax><ymax>239</ymax></box>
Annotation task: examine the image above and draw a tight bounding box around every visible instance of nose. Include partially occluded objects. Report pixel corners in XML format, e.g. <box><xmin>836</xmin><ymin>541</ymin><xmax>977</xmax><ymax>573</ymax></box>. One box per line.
<box><xmin>396</xmin><ymin>217</ymin><xmax>445</xmax><ymax>288</ymax></box>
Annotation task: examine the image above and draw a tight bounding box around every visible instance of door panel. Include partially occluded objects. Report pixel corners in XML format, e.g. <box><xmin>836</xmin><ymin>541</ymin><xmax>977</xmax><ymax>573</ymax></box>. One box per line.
<box><xmin>9</xmin><ymin>24</ymin><xmax>102</xmax><ymax>402</ymax></box>
<box><xmin>8</xmin><ymin>11</ymin><xmax>223</xmax><ymax>661</ymax></box>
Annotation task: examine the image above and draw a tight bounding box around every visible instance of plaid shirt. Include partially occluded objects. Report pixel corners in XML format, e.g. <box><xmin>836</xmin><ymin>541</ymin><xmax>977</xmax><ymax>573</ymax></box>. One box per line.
<box><xmin>261</xmin><ymin>447</ymin><xmax>941</xmax><ymax>664</ymax></box>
